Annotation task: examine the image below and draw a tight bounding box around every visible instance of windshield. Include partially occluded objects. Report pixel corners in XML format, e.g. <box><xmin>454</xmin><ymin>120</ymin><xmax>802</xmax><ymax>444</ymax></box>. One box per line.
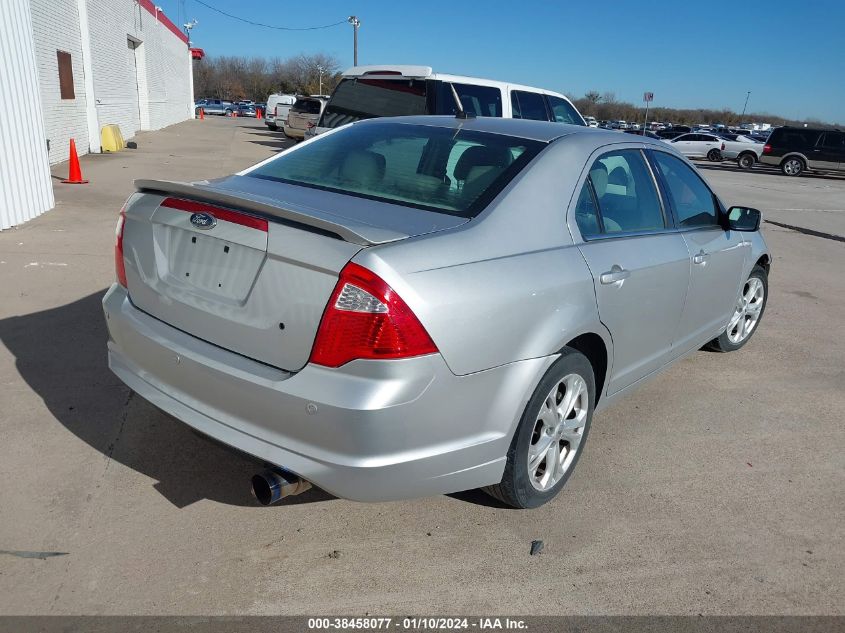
<box><xmin>247</xmin><ymin>121</ymin><xmax>545</xmax><ymax>218</ymax></box>
<box><xmin>320</xmin><ymin>78</ymin><xmax>428</xmax><ymax>129</ymax></box>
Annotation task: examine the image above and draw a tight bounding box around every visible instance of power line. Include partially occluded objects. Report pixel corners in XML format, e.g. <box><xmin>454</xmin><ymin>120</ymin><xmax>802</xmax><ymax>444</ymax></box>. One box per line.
<box><xmin>191</xmin><ymin>0</ymin><xmax>347</xmax><ymax>31</ymax></box>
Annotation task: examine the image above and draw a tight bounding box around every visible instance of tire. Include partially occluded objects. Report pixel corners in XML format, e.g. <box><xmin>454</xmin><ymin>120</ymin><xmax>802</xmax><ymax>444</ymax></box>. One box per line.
<box><xmin>224</xmin><ymin>109</ymin><xmax>232</xmax><ymax>117</ymax></box>
<box><xmin>781</xmin><ymin>156</ymin><xmax>804</xmax><ymax>176</ymax></box>
<box><xmin>484</xmin><ymin>349</ymin><xmax>595</xmax><ymax>509</ymax></box>
<box><xmin>706</xmin><ymin>265</ymin><xmax>768</xmax><ymax>352</ymax></box>
<box><xmin>737</xmin><ymin>153</ymin><xmax>756</xmax><ymax>170</ymax></box>
<box><xmin>266</xmin><ymin>123</ymin><xmax>277</xmax><ymax>131</ymax></box>
<box><xmin>707</xmin><ymin>149</ymin><xmax>722</xmax><ymax>162</ymax></box>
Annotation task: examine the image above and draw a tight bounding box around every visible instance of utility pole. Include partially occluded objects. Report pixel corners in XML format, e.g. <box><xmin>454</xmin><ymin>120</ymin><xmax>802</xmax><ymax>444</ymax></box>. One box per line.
<box><xmin>347</xmin><ymin>16</ymin><xmax>360</xmax><ymax>66</ymax></box>
<box><xmin>740</xmin><ymin>91</ymin><xmax>751</xmax><ymax>124</ymax></box>
<box><xmin>317</xmin><ymin>64</ymin><xmax>324</xmax><ymax>95</ymax></box>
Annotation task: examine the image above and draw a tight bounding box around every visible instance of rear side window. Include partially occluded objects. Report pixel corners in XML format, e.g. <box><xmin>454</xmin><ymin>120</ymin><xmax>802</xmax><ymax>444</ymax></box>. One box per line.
<box><xmin>247</xmin><ymin>122</ymin><xmax>544</xmax><ymax>218</ymax></box>
<box><xmin>574</xmin><ymin>149</ymin><xmax>665</xmax><ymax>237</ymax></box>
<box><xmin>435</xmin><ymin>82</ymin><xmax>502</xmax><ymax>117</ymax></box>
<box><xmin>772</xmin><ymin>129</ymin><xmax>821</xmax><ymax>148</ymax></box>
<box><xmin>511</xmin><ymin>91</ymin><xmax>549</xmax><ymax>121</ymax></box>
<box><xmin>651</xmin><ymin>152</ymin><xmax>718</xmax><ymax>228</ymax></box>
<box><xmin>546</xmin><ymin>95</ymin><xmax>584</xmax><ymax>125</ymax></box>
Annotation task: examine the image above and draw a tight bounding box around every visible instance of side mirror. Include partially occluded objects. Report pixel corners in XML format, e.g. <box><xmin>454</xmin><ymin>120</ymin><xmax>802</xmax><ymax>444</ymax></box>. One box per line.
<box><xmin>726</xmin><ymin>206</ymin><xmax>761</xmax><ymax>232</ymax></box>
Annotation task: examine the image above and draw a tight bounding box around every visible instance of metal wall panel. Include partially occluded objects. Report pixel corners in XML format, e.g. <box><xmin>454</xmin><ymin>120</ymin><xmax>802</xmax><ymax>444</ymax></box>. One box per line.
<box><xmin>0</xmin><ymin>0</ymin><xmax>55</xmax><ymax>230</ymax></box>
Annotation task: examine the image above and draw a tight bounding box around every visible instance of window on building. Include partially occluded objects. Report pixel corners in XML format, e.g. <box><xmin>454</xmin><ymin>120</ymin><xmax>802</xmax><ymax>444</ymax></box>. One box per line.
<box><xmin>57</xmin><ymin>51</ymin><xmax>75</xmax><ymax>99</ymax></box>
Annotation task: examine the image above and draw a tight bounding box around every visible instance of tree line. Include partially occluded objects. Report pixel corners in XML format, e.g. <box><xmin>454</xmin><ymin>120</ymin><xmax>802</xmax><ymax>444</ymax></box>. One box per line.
<box><xmin>193</xmin><ymin>53</ymin><xmax>343</xmax><ymax>102</ymax></box>
<box><xmin>570</xmin><ymin>91</ymin><xmax>835</xmax><ymax>127</ymax></box>
<box><xmin>192</xmin><ymin>57</ymin><xmax>836</xmax><ymax>126</ymax></box>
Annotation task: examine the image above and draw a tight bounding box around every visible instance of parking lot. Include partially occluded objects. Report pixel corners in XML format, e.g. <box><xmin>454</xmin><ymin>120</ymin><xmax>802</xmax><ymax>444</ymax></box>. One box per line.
<box><xmin>0</xmin><ymin>116</ymin><xmax>842</xmax><ymax>615</ymax></box>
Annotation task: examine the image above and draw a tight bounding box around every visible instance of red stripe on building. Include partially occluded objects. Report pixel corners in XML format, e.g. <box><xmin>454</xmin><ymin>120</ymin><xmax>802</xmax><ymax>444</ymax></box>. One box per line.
<box><xmin>138</xmin><ymin>0</ymin><xmax>190</xmax><ymax>44</ymax></box>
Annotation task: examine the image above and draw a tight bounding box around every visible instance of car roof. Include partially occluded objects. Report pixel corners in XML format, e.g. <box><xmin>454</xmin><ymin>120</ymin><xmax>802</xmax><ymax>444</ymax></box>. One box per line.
<box><xmin>340</xmin><ymin>65</ymin><xmax>570</xmax><ymax>99</ymax></box>
<box><xmin>351</xmin><ymin>115</ymin><xmax>669</xmax><ymax>148</ymax></box>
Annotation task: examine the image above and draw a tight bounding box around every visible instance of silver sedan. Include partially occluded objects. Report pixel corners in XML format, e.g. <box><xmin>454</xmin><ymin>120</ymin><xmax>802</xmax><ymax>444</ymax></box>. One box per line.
<box><xmin>103</xmin><ymin>116</ymin><xmax>770</xmax><ymax>508</ymax></box>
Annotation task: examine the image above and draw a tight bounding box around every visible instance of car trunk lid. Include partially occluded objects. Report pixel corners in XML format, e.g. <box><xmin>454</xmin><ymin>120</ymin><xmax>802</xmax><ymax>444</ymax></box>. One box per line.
<box><xmin>123</xmin><ymin>178</ymin><xmax>466</xmax><ymax>371</ymax></box>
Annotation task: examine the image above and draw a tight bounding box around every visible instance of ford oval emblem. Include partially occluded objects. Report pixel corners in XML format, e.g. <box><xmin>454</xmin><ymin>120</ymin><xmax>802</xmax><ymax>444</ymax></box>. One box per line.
<box><xmin>190</xmin><ymin>212</ymin><xmax>217</xmax><ymax>230</ymax></box>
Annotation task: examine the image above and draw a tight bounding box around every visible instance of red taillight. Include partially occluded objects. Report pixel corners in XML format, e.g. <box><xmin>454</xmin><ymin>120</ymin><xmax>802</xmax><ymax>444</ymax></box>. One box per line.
<box><xmin>306</xmin><ymin>121</ymin><xmax>316</xmax><ymax>129</ymax></box>
<box><xmin>115</xmin><ymin>208</ymin><xmax>127</xmax><ymax>287</ymax></box>
<box><xmin>763</xmin><ymin>144</ymin><xmax>772</xmax><ymax>154</ymax></box>
<box><xmin>309</xmin><ymin>263</ymin><xmax>438</xmax><ymax>367</ymax></box>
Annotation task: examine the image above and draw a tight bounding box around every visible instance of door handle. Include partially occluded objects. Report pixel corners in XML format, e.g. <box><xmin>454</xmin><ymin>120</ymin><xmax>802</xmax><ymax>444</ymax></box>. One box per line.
<box><xmin>693</xmin><ymin>250</ymin><xmax>709</xmax><ymax>265</ymax></box>
<box><xmin>600</xmin><ymin>266</ymin><xmax>631</xmax><ymax>285</ymax></box>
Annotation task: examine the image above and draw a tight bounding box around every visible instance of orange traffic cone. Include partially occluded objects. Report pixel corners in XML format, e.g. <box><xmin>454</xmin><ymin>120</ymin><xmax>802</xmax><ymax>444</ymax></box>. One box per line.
<box><xmin>256</xmin><ymin>107</ymin><xmax>262</xmax><ymax>120</ymax></box>
<box><xmin>61</xmin><ymin>139</ymin><xmax>88</xmax><ymax>184</ymax></box>
<box><xmin>199</xmin><ymin>107</ymin><xmax>204</xmax><ymax>120</ymax></box>
<box><xmin>233</xmin><ymin>110</ymin><xmax>238</xmax><ymax>118</ymax></box>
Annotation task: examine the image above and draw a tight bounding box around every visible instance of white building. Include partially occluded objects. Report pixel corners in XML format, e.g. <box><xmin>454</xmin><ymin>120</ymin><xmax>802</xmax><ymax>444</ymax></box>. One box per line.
<box><xmin>0</xmin><ymin>0</ymin><xmax>195</xmax><ymax>230</ymax></box>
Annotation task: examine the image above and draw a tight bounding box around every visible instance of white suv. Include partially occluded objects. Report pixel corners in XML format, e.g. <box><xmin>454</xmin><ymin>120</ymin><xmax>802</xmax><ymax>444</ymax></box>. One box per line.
<box><xmin>307</xmin><ymin>65</ymin><xmax>585</xmax><ymax>138</ymax></box>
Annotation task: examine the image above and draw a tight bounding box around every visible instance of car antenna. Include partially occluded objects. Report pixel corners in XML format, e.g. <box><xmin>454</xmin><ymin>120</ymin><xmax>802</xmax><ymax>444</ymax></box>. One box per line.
<box><xmin>450</xmin><ymin>83</ymin><xmax>475</xmax><ymax>119</ymax></box>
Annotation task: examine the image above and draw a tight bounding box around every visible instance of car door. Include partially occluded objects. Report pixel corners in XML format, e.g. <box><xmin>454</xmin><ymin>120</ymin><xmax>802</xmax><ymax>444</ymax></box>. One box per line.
<box><xmin>810</xmin><ymin>132</ymin><xmax>845</xmax><ymax>170</ymax></box>
<box><xmin>648</xmin><ymin>150</ymin><xmax>748</xmax><ymax>353</ymax></box>
<box><xmin>672</xmin><ymin>134</ymin><xmax>696</xmax><ymax>157</ymax></box>
<box><xmin>571</xmin><ymin>148</ymin><xmax>691</xmax><ymax>395</ymax></box>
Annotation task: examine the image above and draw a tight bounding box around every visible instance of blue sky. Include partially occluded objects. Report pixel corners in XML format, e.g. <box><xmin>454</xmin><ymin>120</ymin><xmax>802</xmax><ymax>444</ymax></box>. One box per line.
<box><xmin>162</xmin><ymin>0</ymin><xmax>844</xmax><ymax>123</ymax></box>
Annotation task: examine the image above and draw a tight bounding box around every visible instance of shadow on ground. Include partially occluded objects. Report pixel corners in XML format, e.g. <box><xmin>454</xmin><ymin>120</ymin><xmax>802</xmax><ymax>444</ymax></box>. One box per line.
<box><xmin>0</xmin><ymin>291</ymin><xmax>334</xmax><ymax>509</ymax></box>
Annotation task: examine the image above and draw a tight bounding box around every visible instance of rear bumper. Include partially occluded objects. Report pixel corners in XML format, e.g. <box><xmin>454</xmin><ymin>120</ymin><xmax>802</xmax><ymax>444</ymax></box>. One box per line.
<box><xmin>103</xmin><ymin>284</ymin><xmax>549</xmax><ymax>501</ymax></box>
<box><xmin>759</xmin><ymin>155</ymin><xmax>780</xmax><ymax>167</ymax></box>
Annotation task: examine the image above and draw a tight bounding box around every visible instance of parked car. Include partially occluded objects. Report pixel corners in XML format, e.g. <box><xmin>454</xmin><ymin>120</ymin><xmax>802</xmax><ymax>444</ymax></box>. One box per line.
<box><xmin>235</xmin><ymin>103</ymin><xmax>256</xmax><ymax>117</ymax></box>
<box><xmin>105</xmin><ymin>115</ymin><xmax>770</xmax><ymax>508</ymax></box>
<box><xmin>717</xmin><ymin>135</ymin><xmax>763</xmax><ymax>169</ymax></box>
<box><xmin>308</xmin><ymin>65</ymin><xmax>585</xmax><ymax>139</ymax></box>
<box><xmin>624</xmin><ymin>129</ymin><xmax>661</xmax><ymax>139</ymax></box>
<box><xmin>663</xmin><ymin>133</ymin><xmax>725</xmax><ymax>161</ymax></box>
<box><xmin>759</xmin><ymin>127</ymin><xmax>845</xmax><ymax>176</ymax></box>
<box><xmin>265</xmin><ymin>93</ymin><xmax>297</xmax><ymax>130</ymax></box>
<box><xmin>283</xmin><ymin>96</ymin><xmax>328</xmax><ymax>140</ymax></box>
<box><xmin>195</xmin><ymin>99</ymin><xmax>233</xmax><ymax>116</ymax></box>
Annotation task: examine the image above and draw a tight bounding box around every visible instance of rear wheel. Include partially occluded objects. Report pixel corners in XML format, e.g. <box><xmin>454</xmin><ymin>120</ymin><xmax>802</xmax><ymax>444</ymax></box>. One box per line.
<box><xmin>738</xmin><ymin>153</ymin><xmax>756</xmax><ymax>170</ymax></box>
<box><xmin>707</xmin><ymin>149</ymin><xmax>722</xmax><ymax>162</ymax></box>
<box><xmin>484</xmin><ymin>349</ymin><xmax>594</xmax><ymax>509</ymax></box>
<box><xmin>707</xmin><ymin>265</ymin><xmax>768</xmax><ymax>352</ymax></box>
<box><xmin>781</xmin><ymin>156</ymin><xmax>804</xmax><ymax>176</ymax></box>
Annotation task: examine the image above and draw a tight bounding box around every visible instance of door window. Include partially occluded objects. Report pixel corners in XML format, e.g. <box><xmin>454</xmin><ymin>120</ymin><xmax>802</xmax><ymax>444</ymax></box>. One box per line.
<box><xmin>511</xmin><ymin>91</ymin><xmax>549</xmax><ymax>121</ymax></box>
<box><xmin>574</xmin><ymin>150</ymin><xmax>665</xmax><ymax>236</ymax></box>
<box><xmin>819</xmin><ymin>132</ymin><xmax>845</xmax><ymax>151</ymax></box>
<box><xmin>651</xmin><ymin>152</ymin><xmax>719</xmax><ymax>227</ymax></box>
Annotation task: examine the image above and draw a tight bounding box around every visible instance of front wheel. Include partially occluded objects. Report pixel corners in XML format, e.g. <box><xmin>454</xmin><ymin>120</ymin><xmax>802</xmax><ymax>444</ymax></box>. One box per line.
<box><xmin>484</xmin><ymin>349</ymin><xmax>595</xmax><ymax>509</ymax></box>
<box><xmin>781</xmin><ymin>156</ymin><xmax>804</xmax><ymax>176</ymax></box>
<box><xmin>707</xmin><ymin>149</ymin><xmax>722</xmax><ymax>162</ymax></box>
<box><xmin>738</xmin><ymin>153</ymin><xmax>756</xmax><ymax>170</ymax></box>
<box><xmin>707</xmin><ymin>265</ymin><xmax>768</xmax><ymax>352</ymax></box>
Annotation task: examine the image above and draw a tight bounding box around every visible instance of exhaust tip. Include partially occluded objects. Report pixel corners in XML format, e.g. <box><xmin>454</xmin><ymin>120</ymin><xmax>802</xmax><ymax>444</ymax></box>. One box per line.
<box><xmin>251</xmin><ymin>469</ymin><xmax>312</xmax><ymax>506</ymax></box>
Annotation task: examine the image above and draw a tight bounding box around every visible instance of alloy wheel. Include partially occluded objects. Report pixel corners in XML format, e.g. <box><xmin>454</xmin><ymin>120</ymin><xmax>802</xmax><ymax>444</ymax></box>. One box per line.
<box><xmin>727</xmin><ymin>277</ymin><xmax>765</xmax><ymax>344</ymax></box>
<box><xmin>784</xmin><ymin>159</ymin><xmax>802</xmax><ymax>175</ymax></box>
<box><xmin>527</xmin><ymin>373</ymin><xmax>588</xmax><ymax>491</ymax></box>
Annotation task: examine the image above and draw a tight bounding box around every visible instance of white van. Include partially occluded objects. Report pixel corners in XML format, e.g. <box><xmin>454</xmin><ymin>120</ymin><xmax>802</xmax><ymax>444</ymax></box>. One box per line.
<box><xmin>265</xmin><ymin>93</ymin><xmax>297</xmax><ymax>130</ymax></box>
<box><xmin>308</xmin><ymin>65</ymin><xmax>585</xmax><ymax>138</ymax></box>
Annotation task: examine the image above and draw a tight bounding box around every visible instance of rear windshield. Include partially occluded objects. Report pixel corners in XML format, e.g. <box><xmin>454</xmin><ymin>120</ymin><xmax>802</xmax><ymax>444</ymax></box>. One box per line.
<box><xmin>247</xmin><ymin>121</ymin><xmax>545</xmax><ymax>218</ymax></box>
<box><xmin>292</xmin><ymin>99</ymin><xmax>322</xmax><ymax>114</ymax></box>
<box><xmin>321</xmin><ymin>78</ymin><xmax>428</xmax><ymax>129</ymax></box>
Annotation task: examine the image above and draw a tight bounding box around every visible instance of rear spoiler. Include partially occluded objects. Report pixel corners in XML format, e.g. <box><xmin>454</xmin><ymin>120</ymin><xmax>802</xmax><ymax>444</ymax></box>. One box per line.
<box><xmin>134</xmin><ymin>179</ymin><xmax>405</xmax><ymax>246</ymax></box>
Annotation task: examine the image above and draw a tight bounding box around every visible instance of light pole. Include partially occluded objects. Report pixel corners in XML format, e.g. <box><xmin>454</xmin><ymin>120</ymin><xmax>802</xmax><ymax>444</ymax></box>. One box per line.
<box><xmin>317</xmin><ymin>64</ymin><xmax>324</xmax><ymax>95</ymax></box>
<box><xmin>347</xmin><ymin>16</ymin><xmax>360</xmax><ymax>66</ymax></box>
<box><xmin>740</xmin><ymin>91</ymin><xmax>751</xmax><ymax>124</ymax></box>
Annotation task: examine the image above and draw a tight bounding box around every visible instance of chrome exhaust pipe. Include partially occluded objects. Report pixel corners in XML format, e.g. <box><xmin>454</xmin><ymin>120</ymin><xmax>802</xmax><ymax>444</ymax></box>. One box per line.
<box><xmin>251</xmin><ymin>469</ymin><xmax>312</xmax><ymax>505</ymax></box>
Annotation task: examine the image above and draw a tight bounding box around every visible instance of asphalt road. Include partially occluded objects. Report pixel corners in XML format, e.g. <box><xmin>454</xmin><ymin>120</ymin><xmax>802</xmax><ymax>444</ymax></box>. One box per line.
<box><xmin>0</xmin><ymin>118</ymin><xmax>842</xmax><ymax>615</ymax></box>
